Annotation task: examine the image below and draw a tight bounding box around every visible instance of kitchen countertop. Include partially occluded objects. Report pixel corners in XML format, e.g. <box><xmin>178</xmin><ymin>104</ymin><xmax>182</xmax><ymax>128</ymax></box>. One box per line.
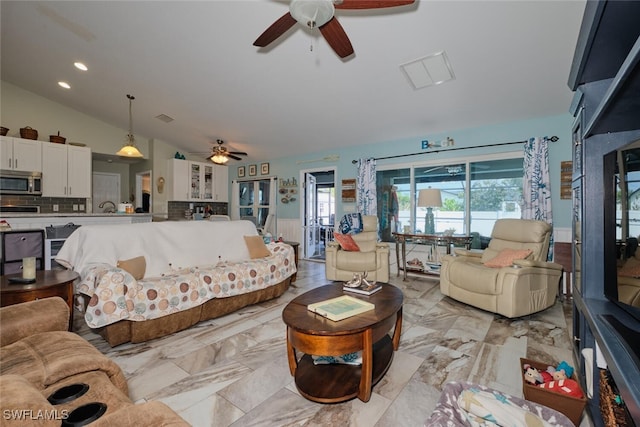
<box><xmin>0</xmin><ymin>213</ymin><xmax>152</xmax><ymax>218</ymax></box>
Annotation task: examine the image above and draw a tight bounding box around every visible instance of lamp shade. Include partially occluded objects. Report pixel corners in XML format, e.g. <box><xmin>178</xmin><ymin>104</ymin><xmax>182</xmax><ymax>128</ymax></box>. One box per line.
<box><xmin>418</xmin><ymin>188</ymin><xmax>442</xmax><ymax>208</ymax></box>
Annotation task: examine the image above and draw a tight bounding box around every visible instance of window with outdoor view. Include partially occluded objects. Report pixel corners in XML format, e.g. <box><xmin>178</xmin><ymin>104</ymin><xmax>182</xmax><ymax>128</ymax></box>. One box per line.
<box><xmin>376</xmin><ymin>155</ymin><xmax>523</xmax><ymax>244</ymax></box>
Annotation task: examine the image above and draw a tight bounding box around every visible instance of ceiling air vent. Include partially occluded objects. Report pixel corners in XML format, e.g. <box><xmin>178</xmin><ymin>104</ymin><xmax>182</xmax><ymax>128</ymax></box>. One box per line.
<box><xmin>155</xmin><ymin>114</ymin><xmax>174</xmax><ymax>123</ymax></box>
<box><xmin>400</xmin><ymin>51</ymin><xmax>455</xmax><ymax>90</ymax></box>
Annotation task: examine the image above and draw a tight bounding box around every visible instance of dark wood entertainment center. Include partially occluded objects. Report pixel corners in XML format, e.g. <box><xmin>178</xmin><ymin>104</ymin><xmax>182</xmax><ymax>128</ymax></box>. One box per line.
<box><xmin>569</xmin><ymin>0</ymin><xmax>640</xmax><ymax>424</ymax></box>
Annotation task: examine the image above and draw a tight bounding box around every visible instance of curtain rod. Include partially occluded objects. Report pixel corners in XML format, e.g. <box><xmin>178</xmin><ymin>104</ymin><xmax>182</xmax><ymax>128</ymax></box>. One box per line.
<box><xmin>350</xmin><ymin>136</ymin><xmax>559</xmax><ymax>164</ymax></box>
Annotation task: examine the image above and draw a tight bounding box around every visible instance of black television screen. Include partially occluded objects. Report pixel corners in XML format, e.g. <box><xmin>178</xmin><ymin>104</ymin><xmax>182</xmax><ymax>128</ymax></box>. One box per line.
<box><xmin>604</xmin><ymin>139</ymin><xmax>640</xmax><ymax>324</ymax></box>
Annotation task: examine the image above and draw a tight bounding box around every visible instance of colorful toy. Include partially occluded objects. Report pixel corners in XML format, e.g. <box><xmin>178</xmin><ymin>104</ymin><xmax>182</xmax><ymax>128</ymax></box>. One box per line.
<box><xmin>523</xmin><ymin>364</ymin><xmax>544</xmax><ymax>385</ymax></box>
<box><xmin>538</xmin><ymin>378</ymin><xmax>584</xmax><ymax>398</ymax></box>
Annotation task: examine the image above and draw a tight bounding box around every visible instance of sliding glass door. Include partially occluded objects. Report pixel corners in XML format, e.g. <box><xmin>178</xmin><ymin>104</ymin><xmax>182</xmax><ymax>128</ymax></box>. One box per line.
<box><xmin>376</xmin><ymin>154</ymin><xmax>523</xmax><ymax>244</ymax></box>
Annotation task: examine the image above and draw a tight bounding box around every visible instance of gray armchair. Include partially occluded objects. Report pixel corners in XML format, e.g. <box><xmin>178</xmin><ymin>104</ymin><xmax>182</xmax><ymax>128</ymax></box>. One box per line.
<box><xmin>439</xmin><ymin>218</ymin><xmax>562</xmax><ymax>318</ymax></box>
<box><xmin>325</xmin><ymin>215</ymin><xmax>390</xmax><ymax>282</ymax></box>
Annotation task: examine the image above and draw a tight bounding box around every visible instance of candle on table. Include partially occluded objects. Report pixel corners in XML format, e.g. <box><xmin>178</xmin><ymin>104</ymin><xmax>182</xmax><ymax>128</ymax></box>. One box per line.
<box><xmin>22</xmin><ymin>257</ymin><xmax>36</xmax><ymax>280</ymax></box>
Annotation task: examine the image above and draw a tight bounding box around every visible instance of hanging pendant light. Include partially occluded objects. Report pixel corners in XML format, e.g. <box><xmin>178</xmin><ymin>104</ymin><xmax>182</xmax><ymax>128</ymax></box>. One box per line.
<box><xmin>116</xmin><ymin>94</ymin><xmax>144</xmax><ymax>158</ymax></box>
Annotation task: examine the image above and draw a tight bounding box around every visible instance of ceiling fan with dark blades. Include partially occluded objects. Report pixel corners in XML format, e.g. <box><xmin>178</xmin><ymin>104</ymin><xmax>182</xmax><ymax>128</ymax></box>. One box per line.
<box><xmin>253</xmin><ymin>0</ymin><xmax>415</xmax><ymax>59</ymax></box>
<box><xmin>192</xmin><ymin>139</ymin><xmax>248</xmax><ymax>165</ymax></box>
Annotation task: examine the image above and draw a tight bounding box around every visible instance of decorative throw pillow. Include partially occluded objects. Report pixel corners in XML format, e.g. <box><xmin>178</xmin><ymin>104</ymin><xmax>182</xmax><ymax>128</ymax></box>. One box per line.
<box><xmin>117</xmin><ymin>256</ymin><xmax>146</xmax><ymax>280</ymax></box>
<box><xmin>618</xmin><ymin>257</ymin><xmax>640</xmax><ymax>278</ymax></box>
<box><xmin>333</xmin><ymin>233</ymin><xmax>360</xmax><ymax>251</ymax></box>
<box><xmin>484</xmin><ymin>248</ymin><xmax>533</xmax><ymax>268</ymax></box>
<box><xmin>338</xmin><ymin>213</ymin><xmax>363</xmax><ymax>235</ymax></box>
<box><xmin>244</xmin><ymin>235</ymin><xmax>272</xmax><ymax>259</ymax></box>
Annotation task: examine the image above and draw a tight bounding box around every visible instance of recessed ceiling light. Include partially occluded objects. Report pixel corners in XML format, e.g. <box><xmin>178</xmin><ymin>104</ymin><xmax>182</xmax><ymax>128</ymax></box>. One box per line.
<box><xmin>58</xmin><ymin>81</ymin><xmax>71</xmax><ymax>89</ymax></box>
<box><xmin>74</xmin><ymin>62</ymin><xmax>88</xmax><ymax>71</ymax></box>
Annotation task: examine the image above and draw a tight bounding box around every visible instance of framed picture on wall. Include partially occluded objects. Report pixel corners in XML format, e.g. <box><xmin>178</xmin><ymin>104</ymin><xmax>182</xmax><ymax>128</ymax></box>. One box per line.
<box><xmin>238</xmin><ymin>166</ymin><xmax>245</xmax><ymax>178</ymax></box>
<box><xmin>249</xmin><ymin>164</ymin><xmax>257</xmax><ymax>176</ymax></box>
<box><xmin>261</xmin><ymin>163</ymin><xmax>270</xmax><ymax>175</ymax></box>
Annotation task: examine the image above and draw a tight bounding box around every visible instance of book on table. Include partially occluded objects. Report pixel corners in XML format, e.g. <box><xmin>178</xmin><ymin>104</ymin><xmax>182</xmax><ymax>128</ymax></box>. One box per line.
<box><xmin>343</xmin><ymin>282</ymin><xmax>382</xmax><ymax>296</ymax></box>
<box><xmin>307</xmin><ymin>295</ymin><xmax>375</xmax><ymax>321</ymax></box>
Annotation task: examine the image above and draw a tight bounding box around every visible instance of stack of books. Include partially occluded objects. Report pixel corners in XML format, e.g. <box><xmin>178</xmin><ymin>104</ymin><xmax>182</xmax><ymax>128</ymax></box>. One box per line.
<box><xmin>343</xmin><ymin>282</ymin><xmax>382</xmax><ymax>296</ymax></box>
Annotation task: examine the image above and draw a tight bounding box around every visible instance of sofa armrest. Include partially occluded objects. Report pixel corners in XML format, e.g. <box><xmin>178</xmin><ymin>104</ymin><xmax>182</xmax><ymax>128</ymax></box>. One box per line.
<box><xmin>512</xmin><ymin>259</ymin><xmax>563</xmax><ymax>270</ymax></box>
<box><xmin>452</xmin><ymin>248</ymin><xmax>483</xmax><ymax>258</ymax></box>
<box><xmin>0</xmin><ymin>297</ymin><xmax>70</xmax><ymax>347</ymax></box>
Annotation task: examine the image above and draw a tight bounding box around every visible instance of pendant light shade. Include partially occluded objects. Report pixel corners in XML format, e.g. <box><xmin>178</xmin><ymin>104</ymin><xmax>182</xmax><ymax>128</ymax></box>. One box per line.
<box><xmin>116</xmin><ymin>94</ymin><xmax>144</xmax><ymax>158</ymax></box>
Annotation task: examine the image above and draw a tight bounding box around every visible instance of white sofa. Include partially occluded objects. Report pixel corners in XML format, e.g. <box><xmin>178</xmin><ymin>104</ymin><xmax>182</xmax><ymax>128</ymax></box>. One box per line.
<box><xmin>57</xmin><ymin>220</ymin><xmax>296</xmax><ymax>346</ymax></box>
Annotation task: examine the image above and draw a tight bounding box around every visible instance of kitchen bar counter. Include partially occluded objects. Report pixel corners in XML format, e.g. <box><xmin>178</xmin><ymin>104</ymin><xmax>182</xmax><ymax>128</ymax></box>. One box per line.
<box><xmin>0</xmin><ymin>213</ymin><xmax>152</xmax><ymax>218</ymax></box>
<box><xmin>0</xmin><ymin>213</ymin><xmax>152</xmax><ymax>230</ymax></box>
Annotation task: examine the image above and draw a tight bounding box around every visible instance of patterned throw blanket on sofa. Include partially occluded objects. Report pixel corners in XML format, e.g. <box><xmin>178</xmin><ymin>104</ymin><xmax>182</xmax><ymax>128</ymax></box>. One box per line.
<box><xmin>76</xmin><ymin>243</ymin><xmax>295</xmax><ymax>328</ymax></box>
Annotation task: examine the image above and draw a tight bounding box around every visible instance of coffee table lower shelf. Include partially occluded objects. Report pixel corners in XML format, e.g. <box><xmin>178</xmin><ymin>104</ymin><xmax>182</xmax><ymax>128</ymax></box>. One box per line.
<box><xmin>294</xmin><ymin>335</ymin><xmax>394</xmax><ymax>403</ymax></box>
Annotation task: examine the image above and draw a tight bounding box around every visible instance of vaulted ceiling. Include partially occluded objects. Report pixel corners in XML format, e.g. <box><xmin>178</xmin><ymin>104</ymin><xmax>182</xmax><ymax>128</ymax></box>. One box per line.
<box><xmin>0</xmin><ymin>1</ymin><xmax>585</xmax><ymax>161</ymax></box>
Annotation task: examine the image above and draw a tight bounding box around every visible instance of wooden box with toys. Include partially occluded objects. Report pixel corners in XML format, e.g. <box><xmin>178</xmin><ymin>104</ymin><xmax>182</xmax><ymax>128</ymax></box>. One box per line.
<box><xmin>520</xmin><ymin>358</ymin><xmax>587</xmax><ymax>426</ymax></box>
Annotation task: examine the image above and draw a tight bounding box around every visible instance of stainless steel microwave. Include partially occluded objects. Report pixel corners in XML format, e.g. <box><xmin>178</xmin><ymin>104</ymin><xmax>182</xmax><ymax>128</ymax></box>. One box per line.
<box><xmin>0</xmin><ymin>170</ymin><xmax>42</xmax><ymax>195</ymax></box>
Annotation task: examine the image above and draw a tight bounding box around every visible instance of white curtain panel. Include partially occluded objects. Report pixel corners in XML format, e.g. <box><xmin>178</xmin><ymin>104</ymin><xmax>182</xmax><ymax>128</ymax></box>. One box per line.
<box><xmin>268</xmin><ymin>177</ymin><xmax>278</xmax><ymax>235</ymax></box>
<box><xmin>357</xmin><ymin>158</ymin><xmax>377</xmax><ymax>215</ymax></box>
<box><xmin>522</xmin><ymin>136</ymin><xmax>553</xmax><ymax>259</ymax></box>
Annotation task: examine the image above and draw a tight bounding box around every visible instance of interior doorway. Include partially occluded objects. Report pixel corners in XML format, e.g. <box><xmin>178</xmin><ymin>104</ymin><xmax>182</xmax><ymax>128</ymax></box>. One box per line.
<box><xmin>300</xmin><ymin>168</ymin><xmax>336</xmax><ymax>260</ymax></box>
<box><xmin>92</xmin><ymin>172</ymin><xmax>120</xmax><ymax>213</ymax></box>
<box><xmin>135</xmin><ymin>170</ymin><xmax>152</xmax><ymax>212</ymax></box>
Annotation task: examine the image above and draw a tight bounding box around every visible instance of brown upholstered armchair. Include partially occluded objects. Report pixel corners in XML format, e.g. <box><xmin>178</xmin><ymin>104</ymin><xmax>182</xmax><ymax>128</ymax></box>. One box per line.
<box><xmin>0</xmin><ymin>298</ymin><xmax>187</xmax><ymax>426</ymax></box>
<box><xmin>439</xmin><ymin>219</ymin><xmax>562</xmax><ymax>318</ymax></box>
<box><xmin>325</xmin><ymin>215</ymin><xmax>390</xmax><ymax>282</ymax></box>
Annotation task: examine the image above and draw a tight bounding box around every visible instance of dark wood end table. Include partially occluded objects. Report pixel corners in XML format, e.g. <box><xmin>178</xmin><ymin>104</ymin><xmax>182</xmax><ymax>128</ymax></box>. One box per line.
<box><xmin>1</xmin><ymin>270</ymin><xmax>79</xmax><ymax>331</ymax></box>
<box><xmin>282</xmin><ymin>283</ymin><xmax>403</xmax><ymax>403</ymax></box>
<box><xmin>283</xmin><ymin>241</ymin><xmax>299</xmax><ymax>283</ymax></box>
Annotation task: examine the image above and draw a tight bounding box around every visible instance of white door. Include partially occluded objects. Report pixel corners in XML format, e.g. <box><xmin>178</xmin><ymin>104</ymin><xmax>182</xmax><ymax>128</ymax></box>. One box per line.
<box><xmin>92</xmin><ymin>172</ymin><xmax>120</xmax><ymax>213</ymax></box>
<box><xmin>304</xmin><ymin>173</ymin><xmax>318</xmax><ymax>259</ymax></box>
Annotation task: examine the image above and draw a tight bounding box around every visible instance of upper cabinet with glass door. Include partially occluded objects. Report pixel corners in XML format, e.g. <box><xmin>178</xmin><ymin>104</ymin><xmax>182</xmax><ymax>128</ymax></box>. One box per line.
<box><xmin>168</xmin><ymin>159</ymin><xmax>221</xmax><ymax>202</ymax></box>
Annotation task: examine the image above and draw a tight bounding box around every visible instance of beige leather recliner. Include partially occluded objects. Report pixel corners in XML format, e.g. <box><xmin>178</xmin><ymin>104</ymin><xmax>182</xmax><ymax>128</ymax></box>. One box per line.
<box><xmin>325</xmin><ymin>215</ymin><xmax>390</xmax><ymax>282</ymax></box>
<box><xmin>439</xmin><ymin>218</ymin><xmax>562</xmax><ymax>318</ymax></box>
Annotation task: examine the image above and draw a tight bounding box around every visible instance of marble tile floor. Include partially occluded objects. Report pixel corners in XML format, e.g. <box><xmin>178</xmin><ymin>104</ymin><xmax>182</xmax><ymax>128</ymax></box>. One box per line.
<box><xmin>74</xmin><ymin>261</ymin><xmax>591</xmax><ymax>427</ymax></box>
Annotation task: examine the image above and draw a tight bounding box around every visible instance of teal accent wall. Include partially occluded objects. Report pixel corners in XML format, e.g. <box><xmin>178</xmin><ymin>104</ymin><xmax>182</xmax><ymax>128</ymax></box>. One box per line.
<box><xmin>246</xmin><ymin>113</ymin><xmax>573</xmax><ymax>228</ymax></box>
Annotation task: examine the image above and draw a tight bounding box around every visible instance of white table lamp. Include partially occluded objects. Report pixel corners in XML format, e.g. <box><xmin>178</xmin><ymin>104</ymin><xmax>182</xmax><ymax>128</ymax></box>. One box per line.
<box><xmin>418</xmin><ymin>188</ymin><xmax>442</xmax><ymax>234</ymax></box>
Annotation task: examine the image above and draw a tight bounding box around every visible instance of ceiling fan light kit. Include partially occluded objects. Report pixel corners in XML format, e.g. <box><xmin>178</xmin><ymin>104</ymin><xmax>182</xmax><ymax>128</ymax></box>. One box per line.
<box><xmin>290</xmin><ymin>0</ymin><xmax>334</xmax><ymax>29</ymax></box>
<box><xmin>254</xmin><ymin>0</ymin><xmax>415</xmax><ymax>59</ymax></box>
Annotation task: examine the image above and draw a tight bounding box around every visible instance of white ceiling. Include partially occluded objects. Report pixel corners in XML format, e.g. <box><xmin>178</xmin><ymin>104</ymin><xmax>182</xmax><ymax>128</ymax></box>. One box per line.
<box><xmin>0</xmin><ymin>1</ymin><xmax>586</xmax><ymax>162</ymax></box>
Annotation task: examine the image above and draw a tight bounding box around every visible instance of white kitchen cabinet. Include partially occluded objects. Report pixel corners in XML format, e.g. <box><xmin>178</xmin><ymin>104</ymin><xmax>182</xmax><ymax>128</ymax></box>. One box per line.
<box><xmin>0</xmin><ymin>136</ymin><xmax>42</xmax><ymax>172</ymax></box>
<box><xmin>42</xmin><ymin>143</ymin><xmax>91</xmax><ymax>197</ymax></box>
<box><xmin>168</xmin><ymin>159</ymin><xmax>225</xmax><ymax>202</ymax></box>
<box><xmin>213</xmin><ymin>164</ymin><xmax>228</xmax><ymax>202</ymax></box>
<box><xmin>167</xmin><ymin>158</ymin><xmax>189</xmax><ymax>201</ymax></box>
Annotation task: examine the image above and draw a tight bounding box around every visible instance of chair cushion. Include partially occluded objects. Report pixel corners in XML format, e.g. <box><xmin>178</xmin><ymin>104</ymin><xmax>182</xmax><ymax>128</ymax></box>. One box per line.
<box><xmin>352</xmin><ymin>231</ymin><xmax>378</xmax><ymax>252</ymax></box>
<box><xmin>334</xmin><ymin>233</ymin><xmax>360</xmax><ymax>251</ymax></box>
<box><xmin>449</xmin><ymin>261</ymin><xmax>501</xmax><ymax>294</ymax></box>
<box><xmin>336</xmin><ymin>251</ymin><xmax>377</xmax><ymax>271</ymax></box>
<box><xmin>483</xmin><ymin>248</ymin><xmax>532</xmax><ymax>268</ymax></box>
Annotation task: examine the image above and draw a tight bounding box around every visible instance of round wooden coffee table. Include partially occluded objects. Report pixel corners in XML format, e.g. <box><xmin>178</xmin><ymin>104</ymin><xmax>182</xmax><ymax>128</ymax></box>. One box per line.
<box><xmin>282</xmin><ymin>282</ymin><xmax>403</xmax><ymax>403</ymax></box>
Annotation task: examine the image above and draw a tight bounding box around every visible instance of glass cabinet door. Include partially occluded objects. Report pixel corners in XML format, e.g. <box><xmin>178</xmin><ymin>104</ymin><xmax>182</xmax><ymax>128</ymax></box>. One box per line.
<box><xmin>190</xmin><ymin>162</ymin><xmax>202</xmax><ymax>199</ymax></box>
<box><xmin>572</xmin><ymin>180</ymin><xmax>582</xmax><ymax>295</ymax></box>
<box><xmin>203</xmin><ymin>164</ymin><xmax>213</xmax><ymax>200</ymax></box>
<box><xmin>572</xmin><ymin>108</ymin><xmax>583</xmax><ymax>178</ymax></box>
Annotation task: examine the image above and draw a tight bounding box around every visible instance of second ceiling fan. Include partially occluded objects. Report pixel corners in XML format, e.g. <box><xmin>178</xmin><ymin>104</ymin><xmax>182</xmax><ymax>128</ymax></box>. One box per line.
<box><xmin>253</xmin><ymin>0</ymin><xmax>415</xmax><ymax>58</ymax></box>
